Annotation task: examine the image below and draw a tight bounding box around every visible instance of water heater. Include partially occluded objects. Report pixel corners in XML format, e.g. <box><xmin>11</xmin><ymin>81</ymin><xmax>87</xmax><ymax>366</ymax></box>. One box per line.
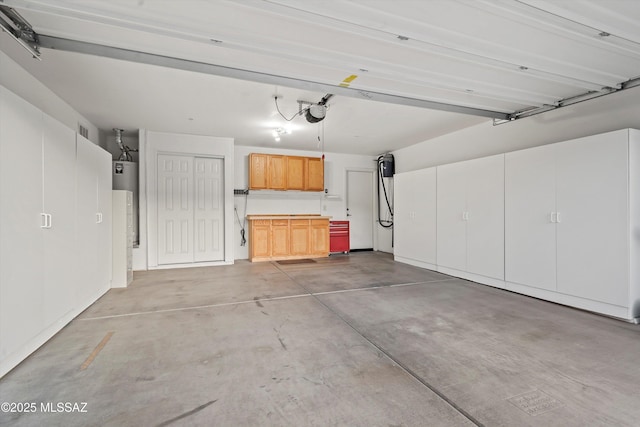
<box><xmin>113</xmin><ymin>160</ymin><xmax>139</xmax><ymax>245</ymax></box>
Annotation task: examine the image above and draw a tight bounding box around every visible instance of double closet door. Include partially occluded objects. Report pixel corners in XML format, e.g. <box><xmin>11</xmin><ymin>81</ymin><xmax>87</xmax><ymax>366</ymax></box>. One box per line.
<box><xmin>157</xmin><ymin>154</ymin><xmax>224</xmax><ymax>265</ymax></box>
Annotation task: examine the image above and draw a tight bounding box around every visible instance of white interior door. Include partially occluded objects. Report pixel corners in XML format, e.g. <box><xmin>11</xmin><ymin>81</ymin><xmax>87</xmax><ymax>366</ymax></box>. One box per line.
<box><xmin>194</xmin><ymin>157</ymin><xmax>224</xmax><ymax>262</ymax></box>
<box><xmin>505</xmin><ymin>145</ymin><xmax>557</xmax><ymax>291</ymax></box>
<box><xmin>555</xmin><ymin>132</ymin><xmax>629</xmax><ymax>306</ymax></box>
<box><xmin>436</xmin><ymin>161</ymin><xmax>467</xmax><ymax>271</ymax></box>
<box><xmin>346</xmin><ymin>170</ymin><xmax>374</xmax><ymax>250</ymax></box>
<box><xmin>157</xmin><ymin>154</ymin><xmax>194</xmax><ymax>264</ymax></box>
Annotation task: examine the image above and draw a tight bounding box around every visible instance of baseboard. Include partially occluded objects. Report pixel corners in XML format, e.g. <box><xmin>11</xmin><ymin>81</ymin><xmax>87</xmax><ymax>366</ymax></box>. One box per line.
<box><xmin>0</xmin><ymin>285</ymin><xmax>109</xmax><ymax>378</ymax></box>
<box><xmin>394</xmin><ymin>256</ymin><xmax>437</xmax><ymax>271</ymax></box>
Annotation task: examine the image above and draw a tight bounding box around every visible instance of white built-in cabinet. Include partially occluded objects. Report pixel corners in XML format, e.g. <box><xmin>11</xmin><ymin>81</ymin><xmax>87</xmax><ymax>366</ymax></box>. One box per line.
<box><xmin>393</xmin><ymin>167</ymin><xmax>437</xmax><ymax>268</ymax></box>
<box><xmin>437</xmin><ymin>154</ymin><xmax>505</xmax><ymax>283</ymax></box>
<box><xmin>394</xmin><ymin>129</ymin><xmax>639</xmax><ymax>321</ymax></box>
<box><xmin>76</xmin><ymin>134</ymin><xmax>112</xmax><ymax>305</ymax></box>
<box><xmin>0</xmin><ymin>86</ymin><xmax>112</xmax><ymax>377</ymax></box>
<box><xmin>112</xmin><ymin>190</ymin><xmax>133</xmax><ymax>288</ymax></box>
<box><xmin>506</xmin><ymin>130</ymin><xmax>638</xmax><ymax>319</ymax></box>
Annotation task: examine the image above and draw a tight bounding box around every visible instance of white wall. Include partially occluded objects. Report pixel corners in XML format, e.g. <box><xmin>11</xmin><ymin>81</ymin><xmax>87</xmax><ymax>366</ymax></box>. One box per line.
<box><xmin>0</xmin><ymin>49</ymin><xmax>99</xmax><ymax>145</ymax></box>
<box><xmin>393</xmin><ymin>86</ymin><xmax>640</xmax><ymax>173</ymax></box>
<box><xmin>233</xmin><ymin>146</ymin><xmax>379</xmax><ymax>259</ymax></box>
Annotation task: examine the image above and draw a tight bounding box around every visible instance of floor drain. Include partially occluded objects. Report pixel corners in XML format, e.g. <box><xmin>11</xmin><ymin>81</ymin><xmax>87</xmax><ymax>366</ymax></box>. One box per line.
<box><xmin>507</xmin><ymin>389</ymin><xmax>563</xmax><ymax>416</ymax></box>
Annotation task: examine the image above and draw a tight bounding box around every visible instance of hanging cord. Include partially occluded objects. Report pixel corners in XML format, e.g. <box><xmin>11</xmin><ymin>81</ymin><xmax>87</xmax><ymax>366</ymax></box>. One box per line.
<box><xmin>234</xmin><ymin>190</ymin><xmax>249</xmax><ymax>246</ymax></box>
<box><xmin>377</xmin><ymin>156</ymin><xmax>394</xmax><ymax>228</ymax></box>
<box><xmin>274</xmin><ymin>96</ymin><xmax>305</xmax><ymax>121</ymax></box>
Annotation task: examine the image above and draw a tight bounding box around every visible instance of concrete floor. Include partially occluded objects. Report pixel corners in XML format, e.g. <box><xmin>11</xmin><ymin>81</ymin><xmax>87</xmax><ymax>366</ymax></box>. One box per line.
<box><xmin>1</xmin><ymin>252</ymin><xmax>639</xmax><ymax>427</ymax></box>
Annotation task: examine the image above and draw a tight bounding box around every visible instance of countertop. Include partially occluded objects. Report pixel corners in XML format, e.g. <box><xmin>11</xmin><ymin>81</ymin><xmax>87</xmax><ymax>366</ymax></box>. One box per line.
<box><xmin>246</xmin><ymin>214</ymin><xmax>332</xmax><ymax>220</ymax></box>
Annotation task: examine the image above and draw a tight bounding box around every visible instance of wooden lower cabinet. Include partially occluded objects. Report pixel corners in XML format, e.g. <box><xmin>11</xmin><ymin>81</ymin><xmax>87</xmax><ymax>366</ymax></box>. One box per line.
<box><xmin>290</xmin><ymin>220</ymin><xmax>310</xmax><ymax>255</ymax></box>
<box><xmin>271</xmin><ymin>220</ymin><xmax>290</xmax><ymax>257</ymax></box>
<box><xmin>248</xmin><ymin>216</ymin><xmax>330</xmax><ymax>262</ymax></box>
<box><xmin>249</xmin><ymin>220</ymin><xmax>271</xmax><ymax>259</ymax></box>
<box><xmin>310</xmin><ymin>219</ymin><xmax>330</xmax><ymax>255</ymax></box>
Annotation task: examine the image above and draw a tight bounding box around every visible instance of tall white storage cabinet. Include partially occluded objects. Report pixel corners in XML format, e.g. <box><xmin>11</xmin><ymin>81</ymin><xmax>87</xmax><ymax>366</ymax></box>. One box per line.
<box><xmin>0</xmin><ymin>87</ymin><xmax>46</xmax><ymax>371</ymax></box>
<box><xmin>42</xmin><ymin>114</ymin><xmax>77</xmax><ymax>326</ymax></box>
<box><xmin>112</xmin><ymin>190</ymin><xmax>133</xmax><ymax>288</ymax></box>
<box><xmin>393</xmin><ymin>167</ymin><xmax>437</xmax><ymax>269</ymax></box>
<box><xmin>76</xmin><ymin>134</ymin><xmax>112</xmax><ymax>306</ymax></box>
<box><xmin>0</xmin><ymin>86</ymin><xmax>112</xmax><ymax>377</ymax></box>
<box><xmin>506</xmin><ymin>129</ymin><xmax>640</xmax><ymax>320</ymax></box>
<box><xmin>437</xmin><ymin>154</ymin><xmax>505</xmax><ymax>283</ymax></box>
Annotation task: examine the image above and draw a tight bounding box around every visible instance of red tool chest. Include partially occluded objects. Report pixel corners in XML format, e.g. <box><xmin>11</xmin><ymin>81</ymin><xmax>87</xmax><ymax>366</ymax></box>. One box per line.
<box><xmin>329</xmin><ymin>221</ymin><xmax>350</xmax><ymax>253</ymax></box>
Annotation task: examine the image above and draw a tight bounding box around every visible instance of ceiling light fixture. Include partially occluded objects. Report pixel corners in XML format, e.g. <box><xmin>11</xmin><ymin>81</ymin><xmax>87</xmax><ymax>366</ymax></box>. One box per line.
<box><xmin>272</xmin><ymin>126</ymin><xmax>291</xmax><ymax>142</ymax></box>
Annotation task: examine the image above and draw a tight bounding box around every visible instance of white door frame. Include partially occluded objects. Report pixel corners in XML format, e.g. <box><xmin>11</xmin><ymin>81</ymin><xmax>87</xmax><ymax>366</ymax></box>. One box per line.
<box><xmin>345</xmin><ymin>168</ymin><xmax>376</xmax><ymax>250</ymax></box>
<box><xmin>142</xmin><ymin>130</ymin><xmax>234</xmax><ymax>270</ymax></box>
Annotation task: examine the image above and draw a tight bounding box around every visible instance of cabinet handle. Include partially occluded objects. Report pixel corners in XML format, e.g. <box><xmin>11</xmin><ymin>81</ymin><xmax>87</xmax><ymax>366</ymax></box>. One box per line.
<box><xmin>550</xmin><ymin>212</ymin><xmax>556</xmax><ymax>223</ymax></box>
<box><xmin>96</xmin><ymin>213</ymin><xmax>103</xmax><ymax>224</ymax></box>
<box><xmin>556</xmin><ymin>212</ymin><xmax>561</xmax><ymax>223</ymax></box>
<box><xmin>41</xmin><ymin>213</ymin><xmax>48</xmax><ymax>228</ymax></box>
<box><xmin>47</xmin><ymin>214</ymin><xmax>52</xmax><ymax>229</ymax></box>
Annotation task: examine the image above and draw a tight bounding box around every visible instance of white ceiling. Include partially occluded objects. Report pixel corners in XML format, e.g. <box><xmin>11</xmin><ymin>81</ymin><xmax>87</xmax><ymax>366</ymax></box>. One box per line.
<box><xmin>1</xmin><ymin>0</ymin><xmax>639</xmax><ymax>155</ymax></box>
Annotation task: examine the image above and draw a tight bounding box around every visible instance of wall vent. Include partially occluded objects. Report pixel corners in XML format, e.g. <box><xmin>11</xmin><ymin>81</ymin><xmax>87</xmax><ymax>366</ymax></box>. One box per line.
<box><xmin>78</xmin><ymin>124</ymin><xmax>89</xmax><ymax>139</ymax></box>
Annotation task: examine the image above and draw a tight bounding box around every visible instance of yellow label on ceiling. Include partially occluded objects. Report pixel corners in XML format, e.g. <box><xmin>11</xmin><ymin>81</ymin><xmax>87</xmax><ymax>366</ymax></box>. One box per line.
<box><xmin>340</xmin><ymin>74</ymin><xmax>358</xmax><ymax>87</ymax></box>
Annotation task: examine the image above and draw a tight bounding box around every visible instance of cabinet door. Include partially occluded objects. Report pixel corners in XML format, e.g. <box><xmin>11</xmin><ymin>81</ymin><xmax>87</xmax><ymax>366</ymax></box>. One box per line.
<box><xmin>75</xmin><ymin>135</ymin><xmax>100</xmax><ymax>305</ymax></box>
<box><xmin>290</xmin><ymin>220</ymin><xmax>310</xmax><ymax>255</ymax></box>
<box><xmin>249</xmin><ymin>153</ymin><xmax>268</xmax><ymax>189</ymax></box>
<box><xmin>42</xmin><ymin>114</ymin><xmax>76</xmax><ymax>325</ymax></box>
<box><xmin>286</xmin><ymin>156</ymin><xmax>305</xmax><ymax>190</ymax></box>
<box><xmin>96</xmin><ymin>144</ymin><xmax>112</xmax><ymax>290</ymax></box>
<box><xmin>466</xmin><ymin>155</ymin><xmax>505</xmax><ymax>280</ymax></box>
<box><xmin>250</xmin><ymin>221</ymin><xmax>271</xmax><ymax>258</ymax></box>
<box><xmin>436</xmin><ymin>161</ymin><xmax>467</xmax><ymax>271</ymax></box>
<box><xmin>394</xmin><ymin>168</ymin><xmax>436</xmax><ymax>265</ymax></box>
<box><xmin>310</xmin><ymin>219</ymin><xmax>329</xmax><ymax>256</ymax></box>
<box><xmin>268</xmin><ymin>155</ymin><xmax>287</xmax><ymax>190</ymax></box>
<box><xmin>306</xmin><ymin>157</ymin><xmax>324</xmax><ymax>191</ymax></box>
<box><xmin>271</xmin><ymin>220</ymin><xmax>290</xmax><ymax>256</ymax></box>
<box><xmin>0</xmin><ymin>87</ymin><xmax>45</xmax><ymax>359</ymax></box>
<box><xmin>505</xmin><ymin>144</ymin><xmax>557</xmax><ymax>290</ymax></box>
<box><xmin>555</xmin><ymin>132</ymin><xmax>629</xmax><ymax>306</ymax></box>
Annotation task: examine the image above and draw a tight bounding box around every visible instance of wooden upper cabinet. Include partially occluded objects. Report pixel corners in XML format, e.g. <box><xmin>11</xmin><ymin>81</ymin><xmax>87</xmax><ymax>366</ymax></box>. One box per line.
<box><xmin>249</xmin><ymin>153</ymin><xmax>268</xmax><ymax>189</ymax></box>
<box><xmin>286</xmin><ymin>156</ymin><xmax>306</xmax><ymax>190</ymax></box>
<box><xmin>248</xmin><ymin>153</ymin><xmax>323</xmax><ymax>191</ymax></box>
<box><xmin>305</xmin><ymin>157</ymin><xmax>324</xmax><ymax>191</ymax></box>
<box><xmin>268</xmin><ymin>155</ymin><xmax>287</xmax><ymax>190</ymax></box>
